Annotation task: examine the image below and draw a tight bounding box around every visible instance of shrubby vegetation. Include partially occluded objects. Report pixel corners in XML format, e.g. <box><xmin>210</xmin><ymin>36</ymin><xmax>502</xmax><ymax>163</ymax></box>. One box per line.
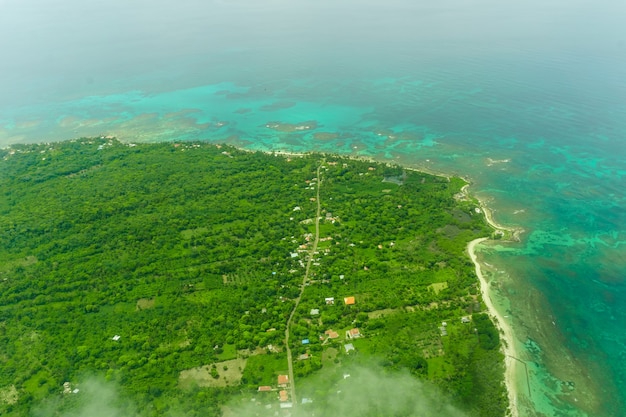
<box><xmin>0</xmin><ymin>138</ymin><xmax>507</xmax><ymax>416</ymax></box>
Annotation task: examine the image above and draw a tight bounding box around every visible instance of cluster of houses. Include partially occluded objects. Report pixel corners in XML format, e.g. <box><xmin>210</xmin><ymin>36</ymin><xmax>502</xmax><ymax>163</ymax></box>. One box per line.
<box><xmin>309</xmin><ymin>295</ymin><xmax>355</xmax><ymax>310</ymax></box>
<box><xmin>319</xmin><ymin>326</ymin><xmax>361</xmax><ymax>355</ymax></box>
<box><xmin>306</xmin><ymin>296</ymin><xmax>362</xmax><ymax>354</ymax></box>
<box><xmin>257</xmin><ymin>374</ymin><xmax>315</xmax><ymax>410</ymax></box>
<box><xmin>62</xmin><ymin>381</ymin><xmax>79</xmax><ymax>395</ymax></box>
<box><xmin>439</xmin><ymin>316</ymin><xmax>473</xmax><ymax>336</ymax></box>
<box><xmin>257</xmin><ymin>375</ymin><xmax>295</xmax><ymax>409</ymax></box>
<box><xmin>308</xmin><ymin>295</ymin><xmax>354</xmax><ymax>317</ymax></box>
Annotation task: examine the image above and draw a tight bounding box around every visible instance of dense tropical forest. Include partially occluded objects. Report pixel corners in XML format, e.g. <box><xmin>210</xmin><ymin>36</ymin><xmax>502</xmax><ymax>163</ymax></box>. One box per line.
<box><xmin>0</xmin><ymin>138</ymin><xmax>507</xmax><ymax>416</ymax></box>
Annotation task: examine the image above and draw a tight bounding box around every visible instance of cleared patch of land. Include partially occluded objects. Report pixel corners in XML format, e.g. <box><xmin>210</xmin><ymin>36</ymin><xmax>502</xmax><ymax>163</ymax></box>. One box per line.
<box><xmin>179</xmin><ymin>358</ymin><xmax>247</xmax><ymax>388</ymax></box>
<box><xmin>367</xmin><ymin>308</ymin><xmax>398</xmax><ymax>319</ymax></box>
<box><xmin>0</xmin><ymin>385</ymin><xmax>18</xmax><ymax>405</ymax></box>
<box><xmin>428</xmin><ymin>282</ymin><xmax>449</xmax><ymax>294</ymax></box>
<box><xmin>135</xmin><ymin>298</ymin><xmax>155</xmax><ymax>310</ymax></box>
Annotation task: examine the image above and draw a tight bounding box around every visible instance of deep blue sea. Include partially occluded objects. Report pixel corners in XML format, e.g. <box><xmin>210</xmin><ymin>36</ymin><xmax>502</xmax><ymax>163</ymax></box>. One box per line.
<box><xmin>1</xmin><ymin>0</ymin><xmax>625</xmax><ymax>415</ymax></box>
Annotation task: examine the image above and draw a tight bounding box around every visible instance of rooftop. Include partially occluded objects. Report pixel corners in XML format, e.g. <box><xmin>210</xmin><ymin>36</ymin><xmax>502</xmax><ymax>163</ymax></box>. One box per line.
<box><xmin>279</xmin><ymin>390</ymin><xmax>289</xmax><ymax>402</ymax></box>
<box><xmin>324</xmin><ymin>330</ymin><xmax>339</xmax><ymax>339</ymax></box>
<box><xmin>348</xmin><ymin>328</ymin><xmax>361</xmax><ymax>338</ymax></box>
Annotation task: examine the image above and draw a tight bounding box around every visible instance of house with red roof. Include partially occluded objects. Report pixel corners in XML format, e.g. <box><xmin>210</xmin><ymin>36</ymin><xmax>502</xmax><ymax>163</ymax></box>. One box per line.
<box><xmin>324</xmin><ymin>329</ymin><xmax>339</xmax><ymax>339</ymax></box>
<box><xmin>279</xmin><ymin>390</ymin><xmax>289</xmax><ymax>402</ymax></box>
<box><xmin>346</xmin><ymin>328</ymin><xmax>362</xmax><ymax>339</ymax></box>
<box><xmin>277</xmin><ymin>375</ymin><xmax>289</xmax><ymax>387</ymax></box>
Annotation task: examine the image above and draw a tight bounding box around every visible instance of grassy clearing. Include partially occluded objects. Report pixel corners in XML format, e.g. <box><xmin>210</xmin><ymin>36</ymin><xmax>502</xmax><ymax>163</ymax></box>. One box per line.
<box><xmin>179</xmin><ymin>357</ymin><xmax>247</xmax><ymax>388</ymax></box>
<box><xmin>367</xmin><ymin>308</ymin><xmax>398</xmax><ymax>319</ymax></box>
<box><xmin>216</xmin><ymin>344</ymin><xmax>238</xmax><ymax>361</ymax></box>
<box><xmin>0</xmin><ymin>385</ymin><xmax>18</xmax><ymax>405</ymax></box>
<box><xmin>135</xmin><ymin>298</ymin><xmax>155</xmax><ymax>310</ymax></box>
<box><xmin>428</xmin><ymin>282</ymin><xmax>449</xmax><ymax>294</ymax></box>
<box><xmin>180</xmin><ymin>227</ymin><xmax>209</xmax><ymax>239</ymax></box>
<box><xmin>240</xmin><ymin>353</ymin><xmax>287</xmax><ymax>387</ymax></box>
<box><xmin>427</xmin><ymin>356</ymin><xmax>454</xmax><ymax>379</ymax></box>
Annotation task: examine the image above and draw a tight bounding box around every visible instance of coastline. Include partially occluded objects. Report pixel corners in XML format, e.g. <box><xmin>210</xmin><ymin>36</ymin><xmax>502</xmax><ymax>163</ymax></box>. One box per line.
<box><xmin>460</xmin><ymin>181</ymin><xmax>525</xmax><ymax>417</ymax></box>
<box><xmin>267</xmin><ymin>144</ymin><xmax>524</xmax><ymax>417</ymax></box>
<box><xmin>236</xmin><ymin>143</ymin><xmax>525</xmax><ymax>416</ymax></box>
<box><xmin>464</xmin><ymin>181</ymin><xmax>528</xmax><ymax>417</ymax></box>
<box><xmin>468</xmin><ymin>237</ymin><xmax>519</xmax><ymax>417</ymax></box>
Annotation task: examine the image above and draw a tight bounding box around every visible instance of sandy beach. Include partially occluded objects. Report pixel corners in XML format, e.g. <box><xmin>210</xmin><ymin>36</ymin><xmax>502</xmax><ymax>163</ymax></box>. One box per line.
<box><xmin>463</xmin><ymin>180</ymin><xmax>527</xmax><ymax>417</ymax></box>
<box><xmin>468</xmin><ymin>237</ymin><xmax>520</xmax><ymax>417</ymax></box>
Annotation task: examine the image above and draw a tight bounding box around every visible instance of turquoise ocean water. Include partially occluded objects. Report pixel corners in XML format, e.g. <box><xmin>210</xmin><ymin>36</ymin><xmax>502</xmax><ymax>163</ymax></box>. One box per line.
<box><xmin>1</xmin><ymin>1</ymin><xmax>625</xmax><ymax>415</ymax></box>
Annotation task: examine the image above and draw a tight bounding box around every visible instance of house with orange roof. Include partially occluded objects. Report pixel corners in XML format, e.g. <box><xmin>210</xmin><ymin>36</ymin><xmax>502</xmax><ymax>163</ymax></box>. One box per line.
<box><xmin>346</xmin><ymin>328</ymin><xmax>361</xmax><ymax>339</ymax></box>
<box><xmin>277</xmin><ymin>375</ymin><xmax>289</xmax><ymax>387</ymax></box>
<box><xmin>258</xmin><ymin>386</ymin><xmax>272</xmax><ymax>392</ymax></box>
<box><xmin>344</xmin><ymin>296</ymin><xmax>355</xmax><ymax>305</ymax></box>
<box><xmin>324</xmin><ymin>329</ymin><xmax>339</xmax><ymax>339</ymax></box>
<box><xmin>279</xmin><ymin>390</ymin><xmax>289</xmax><ymax>402</ymax></box>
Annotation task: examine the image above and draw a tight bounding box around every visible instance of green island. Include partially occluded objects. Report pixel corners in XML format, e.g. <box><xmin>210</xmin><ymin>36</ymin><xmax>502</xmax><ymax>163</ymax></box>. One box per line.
<box><xmin>0</xmin><ymin>138</ymin><xmax>508</xmax><ymax>417</ymax></box>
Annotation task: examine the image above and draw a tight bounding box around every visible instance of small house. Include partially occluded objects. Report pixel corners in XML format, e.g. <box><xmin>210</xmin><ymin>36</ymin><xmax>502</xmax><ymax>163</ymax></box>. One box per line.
<box><xmin>310</xmin><ymin>308</ymin><xmax>320</xmax><ymax>316</ymax></box>
<box><xmin>277</xmin><ymin>375</ymin><xmax>289</xmax><ymax>387</ymax></box>
<box><xmin>258</xmin><ymin>386</ymin><xmax>272</xmax><ymax>392</ymax></box>
<box><xmin>302</xmin><ymin>339</ymin><xmax>310</xmax><ymax>345</ymax></box>
<box><xmin>279</xmin><ymin>390</ymin><xmax>289</xmax><ymax>402</ymax></box>
<box><xmin>325</xmin><ymin>297</ymin><xmax>335</xmax><ymax>305</ymax></box>
<box><xmin>324</xmin><ymin>330</ymin><xmax>339</xmax><ymax>339</ymax></box>
<box><xmin>344</xmin><ymin>343</ymin><xmax>355</xmax><ymax>353</ymax></box>
<box><xmin>344</xmin><ymin>296</ymin><xmax>355</xmax><ymax>305</ymax></box>
<box><xmin>347</xmin><ymin>328</ymin><xmax>361</xmax><ymax>339</ymax></box>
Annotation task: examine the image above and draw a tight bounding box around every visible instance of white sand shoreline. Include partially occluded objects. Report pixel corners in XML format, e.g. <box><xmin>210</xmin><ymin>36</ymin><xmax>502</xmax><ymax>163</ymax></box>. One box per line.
<box><xmin>468</xmin><ymin>237</ymin><xmax>520</xmax><ymax>417</ymax></box>
<box><xmin>460</xmin><ymin>179</ymin><xmax>525</xmax><ymax>417</ymax></box>
<box><xmin>468</xmin><ymin>237</ymin><xmax>519</xmax><ymax>417</ymax></box>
